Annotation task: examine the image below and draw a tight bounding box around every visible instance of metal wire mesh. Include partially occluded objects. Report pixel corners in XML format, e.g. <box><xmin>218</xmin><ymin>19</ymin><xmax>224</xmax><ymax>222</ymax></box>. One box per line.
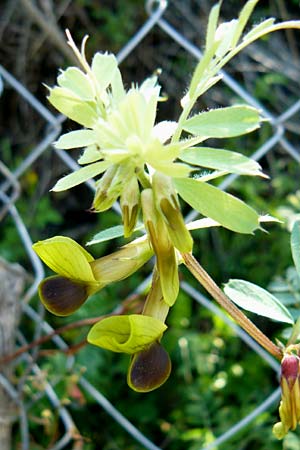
<box><xmin>1</xmin><ymin>1</ymin><xmax>300</xmax><ymax>448</ymax></box>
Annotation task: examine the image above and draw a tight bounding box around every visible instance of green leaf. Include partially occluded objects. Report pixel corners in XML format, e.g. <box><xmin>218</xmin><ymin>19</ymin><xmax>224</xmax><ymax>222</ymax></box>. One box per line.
<box><xmin>51</xmin><ymin>161</ymin><xmax>110</xmax><ymax>192</ymax></box>
<box><xmin>205</xmin><ymin>2</ymin><xmax>221</xmax><ymax>49</ymax></box>
<box><xmin>91</xmin><ymin>53</ymin><xmax>118</xmax><ymax>91</ymax></box>
<box><xmin>55</xmin><ymin>130</ymin><xmax>97</xmax><ymax>149</ymax></box>
<box><xmin>86</xmin><ymin>223</ymin><xmax>144</xmax><ymax>246</ymax></box>
<box><xmin>174</xmin><ymin>177</ymin><xmax>260</xmax><ymax>234</ymax></box>
<box><xmin>231</xmin><ymin>0</ymin><xmax>260</xmax><ymax>47</ymax></box>
<box><xmin>188</xmin><ymin>41</ymin><xmax>220</xmax><ymax>99</ymax></box>
<box><xmin>224</xmin><ymin>279</ymin><xmax>294</xmax><ymax>324</ymax></box>
<box><xmin>48</xmin><ymin>87</ymin><xmax>98</xmax><ymax>127</ymax></box>
<box><xmin>242</xmin><ymin>18</ymin><xmax>275</xmax><ymax>42</ymax></box>
<box><xmin>179</xmin><ymin>147</ymin><xmax>264</xmax><ymax>176</ymax></box>
<box><xmin>183</xmin><ymin>105</ymin><xmax>261</xmax><ymax>138</ymax></box>
<box><xmin>291</xmin><ymin>220</ymin><xmax>300</xmax><ymax>278</ymax></box>
<box><xmin>87</xmin><ymin>314</ymin><xmax>167</xmax><ymax>354</ymax></box>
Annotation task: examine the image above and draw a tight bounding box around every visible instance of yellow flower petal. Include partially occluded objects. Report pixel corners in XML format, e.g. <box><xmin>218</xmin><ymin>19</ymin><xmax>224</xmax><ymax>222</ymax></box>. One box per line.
<box><xmin>87</xmin><ymin>314</ymin><xmax>167</xmax><ymax>354</ymax></box>
<box><xmin>33</xmin><ymin>236</ymin><xmax>96</xmax><ymax>282</ymax></box>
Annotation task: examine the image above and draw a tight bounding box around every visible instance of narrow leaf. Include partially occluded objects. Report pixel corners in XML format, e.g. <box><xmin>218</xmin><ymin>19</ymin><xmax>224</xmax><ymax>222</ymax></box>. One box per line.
<box><xmin>183</xmin><ymin>105</ymin><xmax>261</xmax><ymax>138</ymax></box>
<box><xmin>205</xmin><ymin>2</ymin><xmax>221</xmax><ymax>49</ymax></box>
<box><xmin>242</xmin><ymin>18</ymin><xmax>275</xmax><ymax>42</ymax></box>
<box><xmin>179</xmin><ymin>147</ymin><xmax>265</xmax><ymax>176</ymax></box>
<box><xmin>224</xmin><ymin>279</ymin><xmax>294</xmax><ymax>324</ymax></box>
<box><xmin>231</xmin><ymin>0</ymin><xmax>260</xmax><ymax>47</ymax></box>
<box><xmin>86</xmin><ymin>223</ymin><xmax>144</xmax><ymax>246</ymax></box>
<box><xmin>55</xmin><ymin>130</ymin><xmax>97</xmax><ymax>149</ymax></box>
<box><xmin>52</xmin><ymin>161</ymin><xmax>110</xmax><ymax>192</ymax></box>
<box><xmin>187</xmin><ymin>214</ymin><xmax>280</xmax><ymax>232</ymax></box>
<box><xmin>174</xmin><ymin>177</ymin><xmax>260</xmax><ymax>234</ymax></box>
<box><xmin>291</xmin><ymin>220</ymin><xmax>300</xmax><ymax>278</ymax></box>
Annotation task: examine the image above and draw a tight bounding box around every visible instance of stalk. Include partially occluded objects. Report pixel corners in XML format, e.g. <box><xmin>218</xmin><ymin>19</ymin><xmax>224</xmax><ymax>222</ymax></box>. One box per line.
<box><xmin>182</xmin><ymin>252</ymin><xmax>282</xmax><ymax>360</ymax></box>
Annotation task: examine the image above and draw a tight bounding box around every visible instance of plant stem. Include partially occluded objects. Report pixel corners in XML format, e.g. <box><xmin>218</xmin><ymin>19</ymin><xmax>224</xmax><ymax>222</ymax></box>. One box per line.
<box><xmin>182</xmin><ymin>252</ymin><xmax>283</xmax><ymax>360</ymax></box>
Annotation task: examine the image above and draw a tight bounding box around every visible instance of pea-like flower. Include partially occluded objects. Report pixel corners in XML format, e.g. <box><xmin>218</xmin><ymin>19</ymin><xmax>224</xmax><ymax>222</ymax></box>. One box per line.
<box><xmin>32</xmin><ymin>235</ymin><xmax>153</xmax><ymax>316</ymax></box>
<box><xmin>273</xmin><ymin>349</ymin><xmax>300</xmax><ymax>439</ymax></box>
<box><xmin>88</xmin><ymin>267</ymin><xmax>171</xmax><ymax>392</ymax></box>
<box><xmin>48</xmin><ymin>32</ymin><xmax>191</xmax><ymax>238</ymax></box>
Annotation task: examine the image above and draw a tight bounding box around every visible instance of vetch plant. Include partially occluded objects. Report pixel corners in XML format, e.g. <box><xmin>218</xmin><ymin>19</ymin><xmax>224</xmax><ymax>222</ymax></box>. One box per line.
<box><xmin>31</xmin><ymin>0</ymin><xmax>300</xmax><ymax>436</ymax></box>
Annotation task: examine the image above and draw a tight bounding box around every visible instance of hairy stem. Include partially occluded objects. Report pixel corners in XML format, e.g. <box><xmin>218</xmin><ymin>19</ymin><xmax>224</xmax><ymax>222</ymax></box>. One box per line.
<box><xmin>182</xmin><ymin>252</ymin><xmax>282</xmax><ymax>360</ymax></box>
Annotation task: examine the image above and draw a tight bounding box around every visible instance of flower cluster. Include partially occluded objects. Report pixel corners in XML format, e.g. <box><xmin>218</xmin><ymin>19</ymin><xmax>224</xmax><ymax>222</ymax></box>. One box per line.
<box><xmin>33</xmin><ymin>235</ymin><xmax>172</xmax><ymax>391</ymax></box>
<box><xmin>34</xmin><ymin>0</ymin><xmax>291</xmax><ymax>391</ymax></box>
<box><xmin>33</xmin><ymin>27</ymin><xmax>263</xmax><ymax>390</ymax></box>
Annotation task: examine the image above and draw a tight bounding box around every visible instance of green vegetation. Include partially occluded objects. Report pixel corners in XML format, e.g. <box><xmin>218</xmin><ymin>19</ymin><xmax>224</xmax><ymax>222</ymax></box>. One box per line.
<box><xmin>1</xmin><ymin>0</ymin><xmax>300</xmax><ymax>449</ymax></box>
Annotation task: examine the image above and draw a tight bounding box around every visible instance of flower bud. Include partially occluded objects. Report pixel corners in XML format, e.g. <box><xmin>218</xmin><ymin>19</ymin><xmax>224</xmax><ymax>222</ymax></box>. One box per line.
<box><xmin>273</xmin><ymin>352</ymin><xmax>300</xmax><ymax>439</ymax></box>
<box><xmin>152</xmin><ymin>171</ymin><xmax>193</xmax><ymax>253</ymax></box>
<box><xmin>93</xmin><ymin>164</ymin><xmax>132</xmax><ymax>212</ymax></box>
<box><xmin>141</xmin><ymin>189</ymin><xmax>179</xmax><ymax>306</ymax></box>
<box><xmin>120</xmin><ymin>175</ymin><xmax>140</xmax><ymax>237</ymax></box>
<box><xmin>282</xmin><ymin>354</ymin><xmax>299</xmax><ymax>389</ymax></box>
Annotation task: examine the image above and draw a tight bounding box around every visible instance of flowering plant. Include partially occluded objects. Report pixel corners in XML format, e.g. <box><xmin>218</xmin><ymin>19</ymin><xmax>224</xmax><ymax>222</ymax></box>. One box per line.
<box><xmin>32</xmin><ymin>0</ymin><xmax>300</xmax><ymax>437</ymax></box>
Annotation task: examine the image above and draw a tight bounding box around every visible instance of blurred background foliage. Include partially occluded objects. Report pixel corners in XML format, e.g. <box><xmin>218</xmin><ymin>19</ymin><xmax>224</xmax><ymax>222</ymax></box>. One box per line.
<box><xmin>1</xmin><ymin>0</ymin><xmax>300</xmax><ymax>449</ymax></box>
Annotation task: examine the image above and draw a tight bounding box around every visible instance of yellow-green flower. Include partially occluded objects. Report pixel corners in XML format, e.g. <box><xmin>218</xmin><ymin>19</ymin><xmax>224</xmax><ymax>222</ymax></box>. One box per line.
<box><xmin>87</xmin><ymin>314</ymin><xmax>167</xmax><ymax>354</ymax></box>
<box><xmin>47</xmin><ymin>31</ymin><xmax>266</xmax><ymax>244</ymax></box>
<box><xmin>33</xmin><ymin>235</ymin><xmax>153</xmax><ymax>316</ymax></box>
<box><xmin>48</xmin><ymin>33</ymin><xmax>190</xmax><ymax>238</ymax></box>
<box><xmin>88</xmin><ymin>269</ymin><xmax>171</xmax><ymax>392</ymax></box>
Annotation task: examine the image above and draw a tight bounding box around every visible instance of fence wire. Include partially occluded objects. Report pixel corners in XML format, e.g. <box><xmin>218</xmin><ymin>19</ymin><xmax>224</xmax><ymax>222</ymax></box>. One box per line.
<box><xmin>0</xmin><ymin>1</ymin><xmax>300</xmax><ymax>449</ymax></box>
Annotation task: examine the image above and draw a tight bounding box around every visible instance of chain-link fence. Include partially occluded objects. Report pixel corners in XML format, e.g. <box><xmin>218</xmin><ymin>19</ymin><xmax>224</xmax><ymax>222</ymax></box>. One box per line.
<box><xmin>1</xmin><ymin>1</ymin><xmax>300</xmax><ymax>449</ymax></box>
